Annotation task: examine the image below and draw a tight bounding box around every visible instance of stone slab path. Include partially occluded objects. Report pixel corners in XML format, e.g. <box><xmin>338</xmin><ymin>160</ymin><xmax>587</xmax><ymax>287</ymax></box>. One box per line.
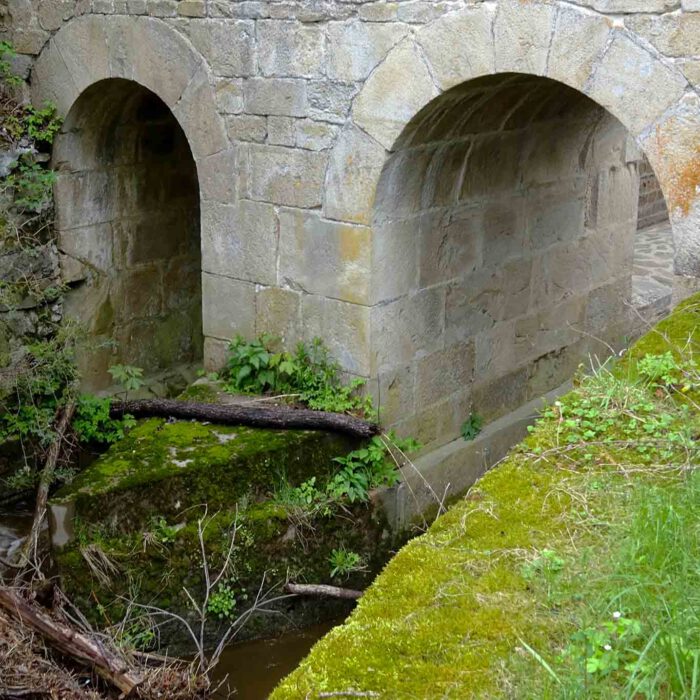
<box><xmin>632</xmin><ymin>221</ymin><xmax>673</xmax><ymax>312</ymax></box>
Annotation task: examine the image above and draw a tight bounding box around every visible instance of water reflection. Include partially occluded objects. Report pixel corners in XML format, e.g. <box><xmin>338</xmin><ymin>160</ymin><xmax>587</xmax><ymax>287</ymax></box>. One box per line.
<box><xmin>212</xmin><ymin>619</ymin><xmax>338</xmax><ymax>699</ymax></box>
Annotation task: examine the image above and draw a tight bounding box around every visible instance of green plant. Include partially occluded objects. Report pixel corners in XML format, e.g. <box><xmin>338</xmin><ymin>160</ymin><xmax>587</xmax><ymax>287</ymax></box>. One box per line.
<box><xmin>461</xmin><ymin>413</ymin><xmax>483</xmax><ymax>441</ymax></box>
<box><xmin>225</xmin><ymin>334</ymin><xmax>296</xmax><ymax>393</ymax></box>
<box><xmin>327</xmin><ymin>434</ymin><xmax>419</xmax><ymax>503</ymax></box>
<box><xmin>329</xmin><ymin>548</ymin><xmax>364</xmax><ymax>579</ymax></box>
<box><xmin>223</xmin><ymin>335</ymin><xmax>374</xmax><ymax>416</ymax></box>
<box><xmin>108</xmin><ymin>364</ymin><xmax>145</xmax><ymax>396</ymax></box>
<box><xmin>206</xmin><ymin>582</ymin><xmax>238</xmax><ymax>621</ymax></box>
<box><xmin>3</xmin><ymin>160</ymin><xmax>57</xmax><ymax>213</ymax></box>
<box><xmin>149</xmin><ymin>516</ymin><xmax>180</xmax><ymax>545</ymax></box>
<box><xmin>73</xmin><ymin>395</ymin><xmax>136</xmax><ymax>445</ymax></box>
<box><xmin>0</xmin><ymin>41</ymin><xmax>20</xmax><ymax>85</ymax></box>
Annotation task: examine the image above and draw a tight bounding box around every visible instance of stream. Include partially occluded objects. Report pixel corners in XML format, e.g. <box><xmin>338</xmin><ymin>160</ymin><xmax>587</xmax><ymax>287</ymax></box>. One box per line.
<box><xmin>0</xmin><ymin>509</ymin><xmax>335</xmax><ymax>699</ymax></box>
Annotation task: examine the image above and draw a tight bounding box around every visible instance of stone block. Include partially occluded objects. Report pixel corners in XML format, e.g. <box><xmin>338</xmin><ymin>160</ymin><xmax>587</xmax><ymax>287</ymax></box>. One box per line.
<box><xmin>327</xmin><ymin>20</ymin><xmax>408</xmax><ymax>82</ymax></box>
<box><xmin>267</xmin><ymin>117</ymin><xmax>296</xmax><ymax>146</ymax></box>
<box><xmin>372</xmin><ymin>219</ymin><xmax>419</xmax><ymax>304</ymax></box>
<box><xmin>527</xmin><ymin>193</ymin><xmax>586</xmax><ymax>251</ymax></box>
<box><xmin>548</xmin><ymin>6</ymin><xmax>612</xmax><ymax>90</ymax></box>
<box><xmin>214</xmin><ymin>78</ymin><xmax>244</xmax><ymax>114</ymax></box>
<box><xmin>373</xmin><ymin>147</ymin><xmax>433</xmax><ymax>222</ymax></box>
<box><xmin>202</xmin><ymin>272</ymin><xmax>256</xmax><ymax>340</ymax></box>
<box><xmin>494</xmin><ymin>0</ymin><xmax>555</xmax><ymax>75</ymax></box>
<box><xmin>444</xmin><ymin>279</ymin><xmax>496</xmax><ymax>347</ymax></box>
<box><xmin>38</xmin><ymin>0</ymin><xmax>73</xmax><ymax>30</ymax></box>
<box><xmin>415</xmin><ymin>341</ymin><xmax>474</xmax><ymax>408</ymax></box>
<box><xmin>278</xmin><ymin>209</ymin><xmax>372</xmax><ymax>305</ymax></box>
<box><xmin>226</xmin><ymin>114</ymin><xmax>267</xmax><ymax>142</ymax></box>
<box><xmin>295</xmin><ymin>120</ymin><xmax>338</xmax><ymax>151</ymax></box>
<box><xmin>172</xmin><ymin>64</ymin><xmax>228</xmax><ymax>159</ymax></box>
<box><xmin>244</xmin><ymin>78</ymin><xmax>308</xmax><ymax>117</ymax></box>
<box><xmin>531</xmin><ymin>245</ymin><xmax>592</xmax><ymax>310</ymax></box>
<box><xmin>474</xmin><ymin>320</ymin><xmax>517</xmax><ymax>381</ymax></box>
<box><xmin>248</xmin><ymin>144</ymin><xmax>327</xmax><ymax>208</ymax></box>
<box><xmin>370</xmin><ymin>286</ymin><xmax>444</xmax><ymax>374</ymax></box>
<box><xmin>301</xmin><ymin>295</ymin><xmax>371</xmax><ymax>376</ymax></box>
<box><xmin>376</xmin><ymin>364</ymin><xmax>415</xmax><ymax>427</ymax></box>
<box><xmin>627</xmin><ymin>13</ymin><xmax>700</xmax><ymax>58</ymax></box>
<box><xmin>198</xmin><ymin>149</ymin><xmax>237</xmax><ymax>203</ymax></box>
<box><xmin>481</xmin><ymin>201</ymin><xmax>526</xmax><ymax>268</ymax></box>
<box><xmin>515</xmin><ymin>297</ymin><xmax>586</xmax><ymax>362</ymax></box>
<box><xmin>527</xmin><ymin>340</ymin><xmax>587</xmax><ymax>401</ymax></box>
<box><xmin>201</xmin><ymin>200</ymin><xmax>277</xmax><ymax>286</ymax></box>
<box><xmin>177</xmin><ymin>19</ymin><xmax>255</xmax><ymax>77</ymax></box>
<box><xmin>258</xmin><ymin>20</ymin><xmax>325</xmax><ymax>78</ymax></box>
<box><xmin>307</xmin><ymin>81</ymin><xmax>357</xmax><ymax>124</ymax></box>
<box><xmin>416</xmin><ymin>6</ymin><xmax>495</xmax><ymax>91</ymax></box>
<box><xmin>255</xmin><ymin>286</ymin><xmax>302</xmax><ymax>346</ymax></box>
<box><xmin>459</xmin><ymin>132</ymin><xmax>523</xmax><ymax>200</ymax></box>
<box><xmin>587</xmin><ymin>32</ymin><xmax>687</xmax><ymax>136</ymax></box>
<box><xmin>472</xmin><ymin>366</ymin><xmax>528</xmax><ymax>424</ymax></box>
<box><xmin>353</xmin><ymin>38</ymin><xmax>439</xmax><ymax>150</ymax></box>
<box><xmin>465</xmin><ymin>258</ymin><xmax>533</xmax><ymax>324</ymax></box>
<box><xmin>324</xmin><ymin>124</ymin><xmax>388</xmax><ymax>226</ymax></box>
<box><xmin>59</xmin><ymin>224</ymin><xmax>114</xmax><ymax>276</ymax></box>
<box><xmin>204</xmin><ymin>336</ymin><xmax>229</xmax><ymax>371</ymax></box>
<box><xmin>418</xmin><ymin>209</ymin><xmax>480</xmax><ymax>288</ymax></box>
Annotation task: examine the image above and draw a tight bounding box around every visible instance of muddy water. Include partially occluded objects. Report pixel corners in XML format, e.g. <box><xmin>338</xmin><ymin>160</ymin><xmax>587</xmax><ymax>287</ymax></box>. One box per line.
<box><xmin>0</xmin><ymin>509</ymin><xmax>32</xmax><ymax>566</ymax></box>
<box><xmin>211</xmin><ymin>619</ymin><xmax>338</xmax><ymax>699</ymax></box>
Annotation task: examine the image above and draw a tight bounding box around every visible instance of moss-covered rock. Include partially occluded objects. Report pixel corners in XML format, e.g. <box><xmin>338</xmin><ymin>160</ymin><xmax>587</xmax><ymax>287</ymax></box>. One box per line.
<box><xmin>50</xmin><ymin>419</ymin><xmax>356</xmax><ymax>533</ymax></box>
<box><xmin>49</xmin><ymin>405</ymin><xmax>404</xmax><ymax>651</ymax></box>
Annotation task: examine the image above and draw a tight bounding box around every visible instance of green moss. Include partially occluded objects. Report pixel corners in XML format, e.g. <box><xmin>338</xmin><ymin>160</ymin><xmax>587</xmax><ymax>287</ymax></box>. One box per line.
<box><xmin>51</xmin><ymin>419</ymin><xmax>356</xmax><ymax>532</ymax></box>
<box><xmin>272</xmin><ymin>293</ymin><xmax>700</xmax><ymax>700</ymax></box>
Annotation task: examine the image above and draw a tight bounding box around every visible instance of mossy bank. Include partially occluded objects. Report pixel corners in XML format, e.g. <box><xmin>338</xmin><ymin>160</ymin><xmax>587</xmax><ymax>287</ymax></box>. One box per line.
<box><xmin>49</xmin><ymin>414</ymin><xmax>404</xmax><ymax>651</ymax></box>
<box><xmin>272</xmin><ymin>294</ymin><xmax>700</xmax><ymax>699</ymax></box>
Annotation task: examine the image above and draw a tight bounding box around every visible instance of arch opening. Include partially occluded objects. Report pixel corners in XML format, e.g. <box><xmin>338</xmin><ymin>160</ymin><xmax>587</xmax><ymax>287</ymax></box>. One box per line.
<box><xmin>373</xmin><ymin>74</ymin><xmax>674</xmax><ymax>449</ymax></box>
<box><xmin>53</xmin><ymin>79</ymin><xmax>202</xmax><ymax>392</ymax></box>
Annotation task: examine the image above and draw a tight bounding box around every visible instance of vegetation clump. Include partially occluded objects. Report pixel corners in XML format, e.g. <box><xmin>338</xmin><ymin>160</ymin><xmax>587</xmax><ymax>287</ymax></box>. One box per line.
<box><xmin>223</xmin><ymin>334</ymin><xmax>374</xmax><ymax>416</ymax></box>
<box><xmin>271</xmin><ymin>294</ymin><xmax>700</xmax><ymax>699</ymax></box>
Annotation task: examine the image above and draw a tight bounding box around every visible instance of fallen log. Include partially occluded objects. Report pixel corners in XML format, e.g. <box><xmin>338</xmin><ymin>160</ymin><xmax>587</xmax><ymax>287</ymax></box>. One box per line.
<box><xmin>0</xmin><ymin>586</ymin><xmax>143</xmax><ymax>695</ymax></box>
<box><xmin>284</xmin><ymin>582</ymin><xmax>363</xmax><ymax>600</ymax></box>
<box><xmin>110</xmin><ymin>398</ymin><xmax>380</xmax><ymax>439</ymax></box>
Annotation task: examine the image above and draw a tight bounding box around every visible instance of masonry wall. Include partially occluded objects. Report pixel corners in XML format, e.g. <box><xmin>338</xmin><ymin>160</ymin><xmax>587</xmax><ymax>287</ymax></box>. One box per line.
<box><xmin>370</xmin><ymin>75</ymin><xmax>640</xmax><ymax>449</ymax></box>
<box><xmin>53</xmin><ymin>80</ymin><xmax>202</xmax><ymax>390</ymax></box>
<box><xmin>5</xmin><ymin>0</ymin><xmax>700</xmax><ymax>439</ymax></box>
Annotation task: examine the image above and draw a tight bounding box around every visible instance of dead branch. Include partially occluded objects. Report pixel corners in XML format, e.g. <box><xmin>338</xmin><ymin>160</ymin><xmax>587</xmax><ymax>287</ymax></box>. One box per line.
<box><xmin>0</xmin><ymin>586</ymin><xmax>143</xmax><ymax>696</ymax></box>
<box><xmin>109</xmin><ymin>398</ymin><xmax>379</xmax><ymax>438</ymax></box>
<box><xmin>284</xmin><ymin>582</ymin><xmax>363</xmax><ymax>600</ymax></box>
<box><xmin>19</xmin><ymin>400</ymin><xmax>76</xmax><ymax>568</ymax></box>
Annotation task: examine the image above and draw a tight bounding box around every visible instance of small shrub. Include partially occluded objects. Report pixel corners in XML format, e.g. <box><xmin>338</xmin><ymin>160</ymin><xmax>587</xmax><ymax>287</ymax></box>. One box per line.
<box><xmin>73</xmin><ymin>395</ymin><xmax>136</xmax><ymax>445</ymax></box>
<box><xmin>206</xmin><ymin>582</ymin><xmax>239</xmax><ymax>621</ymax></box>
<box><xmin>329</xmin><ymin>548</ymin><xmax>364</xmax><ymax>579</ymax></box>
<box><xmin>461</xmin><ymin>413</ymin><xmax>483</xmax><ymax>441</ymax></box>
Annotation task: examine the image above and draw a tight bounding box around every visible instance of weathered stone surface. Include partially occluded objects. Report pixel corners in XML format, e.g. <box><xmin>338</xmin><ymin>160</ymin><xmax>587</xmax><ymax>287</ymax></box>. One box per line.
<box><xmin>302</xmin><ymin>295</ymin><xmax>371</xmax><ymax>376</ymax></box>
<box><xmin>244</xmin><ymin>78</ymin><xmax>308</xmax><ymax>117</ymax></box>
<box><xmin>493</xmin><ymin>0</ymin><xmax>555</xmax><ymax>75</ymax></box>
<box><xmin>548</xmin><ymin>7</ymin><xmax>612</xmax><ymax>89</ymax></box>
<box><xmin>278</xmin><ymin>209</ymin><xmax>372</xmax><ymax>305</ymax></box>
<box><xmin>353</xmin><ymin>38</ymin><xmax>438</xmax><ymax>149</ymax></box>
<box><xmin>327</xmin><ymin>20</ymin><xmax>408</xmax><ymax>82</ymax></box>
<box><xmin>587</xmin><ymin>32</ymin><xmax>687</xmax><ymax>135</ymax></box>
<box><xmin>201</xmin><ymin>200</ymin><xmax>277</xmax><ymax>285</ymax></box>
<box><xmin>248</xmin><ymin>144</ymin><xmax>327</xmax><ymax>207</ymax></box>
<box><xmin>370</xmin><ymin>287</ymin><xmax>444</xmax><ymax>374</ymax></box>
<box><xmin>324</xmin><ymin>124</ymin><xmax>387</xmax><ymax>225</ymax></box>
<box><xmin>416</xmin><ymin>6</ymin><xmax>495</xmax><ymax>90</ymax></box>
<box><xmin>415</xmin><ymin>341</ymin><xmax>474</xmax><ymax>408</ymax></box>
<box><xmin>202</xmin><ymin>272</ymin><xmax>256</xmax><ymax>340</ymax></box>
<box><xmin>255</xmin><ymin>286</ymin><xmax>302</xmax><ymax>346</ymax></box>
<box><xmin>626</xmin><ymin>13</ymin><xmax>700</xmax><ymax>57</ymax></box>
<box><xmin>176</xmin><ymin>19</ymin><xmax>255</xmax><ymax>77</ymax></box>
<box><xmin>258</xmin><ymin>20</ymin><xmax>325</xmax><ymax>78</ymax></box>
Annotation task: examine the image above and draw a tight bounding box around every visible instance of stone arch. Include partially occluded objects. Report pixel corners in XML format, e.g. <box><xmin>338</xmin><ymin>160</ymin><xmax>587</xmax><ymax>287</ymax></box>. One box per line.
<box><xmin>321</xmin><ymin>2</ymin><xmax>699</xmax><ymax>505</ymax></box>
<box><xmin>31</xmin><ymin>15</ymin><xmax>233</xmax><ymax>389</ymax></box>
<box><xmin>323</xmin><ymin>3</ymin><xmax>699</xmax><ymax>275</ymax></box>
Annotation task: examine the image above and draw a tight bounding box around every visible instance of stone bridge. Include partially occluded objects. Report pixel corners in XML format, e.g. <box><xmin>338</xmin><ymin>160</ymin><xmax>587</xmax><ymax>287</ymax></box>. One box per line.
<box><xmin>5</xmin><ymin>0</ymin><xmax>700</xmax><ymax>507</ymax></box>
